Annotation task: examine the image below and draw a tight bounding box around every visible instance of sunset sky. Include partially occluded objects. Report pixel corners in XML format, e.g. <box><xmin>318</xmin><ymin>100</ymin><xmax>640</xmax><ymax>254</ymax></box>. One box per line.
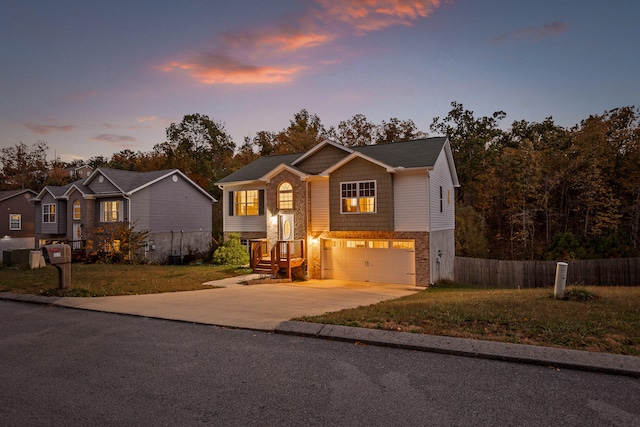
<box><xmin>1</xmin><ymin>0</ymin><xmax>638</xmax><ymax>162</ymax></box>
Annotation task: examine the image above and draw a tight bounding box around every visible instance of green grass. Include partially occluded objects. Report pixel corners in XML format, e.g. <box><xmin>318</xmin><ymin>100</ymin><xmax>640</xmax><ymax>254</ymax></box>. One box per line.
<box><xmin>296</xmin><ymin>283</ymin><xmax>640</xmax><ymax>356</ymax></box>
<box><xmin>0</xmin><ymin>264</ymin><xmax>252</xmax><ymax>297</ymax></box>
<box><xmin>3</xmin><ymin>265</ymin><xmax>639</xmax><ymax>355</ymax></box>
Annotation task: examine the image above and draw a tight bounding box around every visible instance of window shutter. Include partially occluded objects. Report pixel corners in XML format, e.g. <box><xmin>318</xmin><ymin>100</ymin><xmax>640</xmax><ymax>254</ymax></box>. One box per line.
<box><xmin>228</xmin><ymin>192</ymin><xmax>234</xmax><ymax>216</ymax></box>
<box><xmin>258</xmin><ymin>189</ymin><xmax>265</xmax><ymax>215</ymax></box>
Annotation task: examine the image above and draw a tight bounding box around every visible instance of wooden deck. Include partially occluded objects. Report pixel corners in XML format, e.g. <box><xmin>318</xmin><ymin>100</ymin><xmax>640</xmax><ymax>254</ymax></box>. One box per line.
<box><xmin>251</xmin><ymin>240</ymin><xmax>306</xmax><ymax>279</ymax></box>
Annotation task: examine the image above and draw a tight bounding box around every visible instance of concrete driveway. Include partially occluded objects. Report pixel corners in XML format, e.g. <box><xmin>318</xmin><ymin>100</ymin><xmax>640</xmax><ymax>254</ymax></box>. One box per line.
<box><xmin>49</xmin><ymin>277</ymin><xmax>420</xmax><ymax>330</ymax></box>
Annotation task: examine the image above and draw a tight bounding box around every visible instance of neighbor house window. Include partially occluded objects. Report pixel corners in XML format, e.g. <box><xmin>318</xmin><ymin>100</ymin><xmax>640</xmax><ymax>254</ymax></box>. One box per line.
<box><xmin>234</xmin><ymin>190</ymin><xmax>259</xmax><ymax>216</ymax></box>
<box><xmin>102</xmin><ymin>201</ymin><xmax>121</xmax><ymax>222</ymax></box>
<box><xmin>341</xmin><ymin>181</ymin><xmax>376</xmax><ymax>213</ymax></box>
<box><xmin>73</xmin><ymin>200</ymin><xmax>81</xmax><ymax>220</ymax></box>
<box><xmin>43</xmin><ymin>204</ymin><xmax>56</xmax><ymax>223</ymax></box>
<box><xmin>278</xmin><ymin>182</ymin><xmax>293</xmax><ymax>209</ymax></box>
<box><xmin>9</xmin><ymin>214</ymin><xmax>21</xmax><ymax>230</ymax></box>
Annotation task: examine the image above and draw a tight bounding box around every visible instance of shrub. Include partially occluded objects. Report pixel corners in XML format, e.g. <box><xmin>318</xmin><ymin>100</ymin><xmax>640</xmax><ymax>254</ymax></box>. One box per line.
<box><xmin>212</xmin><ymin>234</ymin><xmax>249</xmax><ymax>266</ymax></box>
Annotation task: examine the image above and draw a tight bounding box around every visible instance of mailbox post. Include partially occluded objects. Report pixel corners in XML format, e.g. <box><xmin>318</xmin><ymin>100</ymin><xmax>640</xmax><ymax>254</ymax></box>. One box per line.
<box><xmin>41</xmin><ymin>244</ymin><xmax>72</xmax><ymax>290</ymax></box>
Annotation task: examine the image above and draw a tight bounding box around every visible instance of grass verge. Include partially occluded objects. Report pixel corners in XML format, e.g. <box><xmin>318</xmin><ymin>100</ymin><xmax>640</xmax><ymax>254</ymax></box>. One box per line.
<box><xmin>0</xmin><ymin>264</ymin><xmax>252</xmax><ymax>297</ymax></box>
<box><xmin>295</xmin><ymin>283</ymin><xmax>640</xmax><ymax>356</ymax></box>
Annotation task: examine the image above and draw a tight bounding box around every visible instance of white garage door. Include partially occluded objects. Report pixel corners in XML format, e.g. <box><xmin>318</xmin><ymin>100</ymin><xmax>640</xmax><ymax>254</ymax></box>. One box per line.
<box><xmin>322</xmin><ymin>239</ymin><xmax>415</xmax><ymax>285</ymax></box>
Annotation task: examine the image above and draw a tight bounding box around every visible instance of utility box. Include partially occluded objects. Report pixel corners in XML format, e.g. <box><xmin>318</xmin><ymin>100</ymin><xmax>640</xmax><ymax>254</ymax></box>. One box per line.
<box><xmin>41</xmin><ymin>244</ymin><xmax>72</xmax><ymax>290</ymax></box>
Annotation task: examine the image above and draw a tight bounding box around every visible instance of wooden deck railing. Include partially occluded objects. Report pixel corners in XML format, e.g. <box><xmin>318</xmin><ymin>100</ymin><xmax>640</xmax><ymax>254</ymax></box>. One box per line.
<box><xmin>251</xmin><ymin>239</ymin><xmax>305</xmax><ymax>279</ymax></box>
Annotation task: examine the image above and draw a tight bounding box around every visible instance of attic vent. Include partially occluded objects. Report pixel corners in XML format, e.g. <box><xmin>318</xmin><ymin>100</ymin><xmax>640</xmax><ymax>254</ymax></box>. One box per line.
<box><xmin>99</xmin><ymin>176</ymin><xmax>104</xmax><ymax>183</ymax></box>
<box><xmin>172</xmin><ymin>175</ymin><xmax>178</xmax><ymax>182</ymax></box>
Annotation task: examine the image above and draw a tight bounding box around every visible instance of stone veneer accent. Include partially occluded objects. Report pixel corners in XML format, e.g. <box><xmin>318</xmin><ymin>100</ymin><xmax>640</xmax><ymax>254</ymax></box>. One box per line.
<box><xmin>265</xmin><ymin>170</ymin><xmax>308</xmax><ymax>247</ymax></box>
<box><xmin>307</xmin><ymin>230</ymin><xmax>430</xmax><ymax>286</ymax></box>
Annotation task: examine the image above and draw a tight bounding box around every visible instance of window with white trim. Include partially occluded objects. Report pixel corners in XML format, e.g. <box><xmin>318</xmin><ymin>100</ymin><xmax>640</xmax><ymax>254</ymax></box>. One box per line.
<box><xmin>73</xmin><ymin>200</ymin><xmax>81</xmax><ymax>220</ymax></box>
<box><xmin>341</xmin><ymin>181</ymin><xmax>376</xmax><ymax>213</ymax></box>
<box><xmin>9</xmin><ymin>214</ymin><xmax>21</xmax><ymax>230</ymax></box>
<box><xmin>234</xmin><ymin>190</ymin><xmax>259</xmax><ymax>216</ymax></box>
<box><xmin>101</xmin><ymin>201</ymin><xmax>122</xmax><ymax>222</ymax></box>
<box><xmin>43</xmin><ymin>204</ymin><xmax>56</xmax><ymax>223</ymax></box>
<box><xmin>278</xmin><ymin>182</ymin><xmax>293</xmax><ymax>209</ymax></box>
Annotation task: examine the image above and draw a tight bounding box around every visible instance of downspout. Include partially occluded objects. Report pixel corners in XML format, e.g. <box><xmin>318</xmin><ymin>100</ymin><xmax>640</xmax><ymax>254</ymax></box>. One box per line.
<box><xmin>180</xmin><ymin>230</ymin><xmax>184</xmax><ymax>260</ymax></box>
<box><xmin>123</xmin><ymin>194</ymin><xmax>132</xmax><ymax>260</ymax></box>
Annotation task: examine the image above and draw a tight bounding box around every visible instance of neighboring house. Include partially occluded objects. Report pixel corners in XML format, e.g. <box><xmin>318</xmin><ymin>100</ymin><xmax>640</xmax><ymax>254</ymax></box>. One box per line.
<box><xmin>63</xmin><ymin>164</ymin><xmax>93</xmax><ymax>180</ymax></box>
<box><xmin>33</xmin><ymin>168</ymin><xmax>216</xmax><ymax>263</ymax></box>
<box><xmin>216</xmin><ymin>138</ymin><xmax>459</xmax><ymax>286</ymax></box>
<box><xmin>0</xmin><ymin>189</ymin><xmax>37</xmax><ymax>263</ymax></box>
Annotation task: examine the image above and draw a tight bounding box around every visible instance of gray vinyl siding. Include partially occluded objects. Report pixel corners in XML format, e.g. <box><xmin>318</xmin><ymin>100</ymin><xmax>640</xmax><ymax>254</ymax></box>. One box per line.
<box><xmin>309</xmin><ymin>178</ymin><xmax>329</xmax><ymax>232</ymax></box>
<box><xmin>39</xmin><ymin>193</ymin><xmax>66</xmax><ymax>235</ymax></box>
<box><xmin>0</xmin><ymin>192</ymin><xmax>36</xmax><ymax>238</ymax></box>
<box><xmin>88</xmin><ymin>174</ymin><xmax>120</xmax><ymax>193</ymax></box>
<box><xmin>222</xmin><ymin>183</ymin><xmax>267</xmax><ymax>233</ymax></box>
<box><xmin>394</xmin><ymin>170</ymin><xmax>429</xmax><ymax>231</ymax></box>
<box><xmin>129</xmin><ymin>174</ymin><xmax>212</xmax><ymax>233</ymax></box>
<box><xmin>429</xmin><ymin>150</ymin><xmax>455</xmax><ymax>231</ymax></box>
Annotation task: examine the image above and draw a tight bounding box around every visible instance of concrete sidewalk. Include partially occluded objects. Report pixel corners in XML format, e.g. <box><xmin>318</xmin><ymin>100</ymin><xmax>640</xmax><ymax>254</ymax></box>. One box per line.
<box><xmin>2</xmin><ymin>276</ymin><xmax>639</xmax><ymax>378</ymax></box>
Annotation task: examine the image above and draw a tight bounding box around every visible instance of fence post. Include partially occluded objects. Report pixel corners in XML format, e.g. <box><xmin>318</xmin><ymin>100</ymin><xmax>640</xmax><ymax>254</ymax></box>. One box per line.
<box><xmin>554</xmin><ymin>262</ymin><xmax>569</xmax><ymax>299</ymax></box>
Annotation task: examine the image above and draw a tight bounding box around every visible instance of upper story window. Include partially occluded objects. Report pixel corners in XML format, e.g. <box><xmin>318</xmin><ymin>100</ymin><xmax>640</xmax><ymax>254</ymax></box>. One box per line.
<box><xmin>9</xmin><ymin>214</ymin><xmax>21</xmax><ymax>230</ymax></box>
<box><xmin>278</xmin><ymin>182</ymin><xmax>293</xmax><ymax>209</ymax></box>
<box><xmin>101</xmin><ymin>201</ymin><xmax>121</xmax><ymax>222</ymax></box>
<box><xmin>234</xmin><ymin>190</ymin><xmax>259</xmax><ymax>216</ymax></box>
<box><xmin>341</xmin><ymin>181</ymin><xmax>376</xmax><ymax>214</ymax></box>
<box><xmin>73</xmin><ymin>200</ymin><xmax>81</xmax><ymax>220</ymax></box>
<box><xmin>43</xmin><ymin>204</ymin><xmax>56</xmax><ymax>223</ymax></box>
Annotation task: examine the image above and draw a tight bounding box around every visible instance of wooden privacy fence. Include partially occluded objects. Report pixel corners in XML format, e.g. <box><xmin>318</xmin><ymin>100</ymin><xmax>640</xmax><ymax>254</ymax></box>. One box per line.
<box><xmin>454</xmin><ymin>257</ymin><xmax>640</xmax><ymax>288</ymax></box>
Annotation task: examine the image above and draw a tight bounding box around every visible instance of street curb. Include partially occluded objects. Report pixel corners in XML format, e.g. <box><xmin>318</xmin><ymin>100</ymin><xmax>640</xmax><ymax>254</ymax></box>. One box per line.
<box><xmin>3</xmin><ymin>293</ymin><xmax>639</xmax><ymax>378</ymax></box>
<box><xmin>275</xmin><ymin>321</ymin><xmax>640</xmax><ymax>378</ymax></box>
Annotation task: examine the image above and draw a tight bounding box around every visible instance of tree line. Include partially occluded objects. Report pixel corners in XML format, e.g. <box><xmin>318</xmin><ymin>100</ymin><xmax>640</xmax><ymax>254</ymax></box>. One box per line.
<box><xmin>2</xmin><ymin>103</ymin><xmax>639</xmax><ymax>260</ymax></box>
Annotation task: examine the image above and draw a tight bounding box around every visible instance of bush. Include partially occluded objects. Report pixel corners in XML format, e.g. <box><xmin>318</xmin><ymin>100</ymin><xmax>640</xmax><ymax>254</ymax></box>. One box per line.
<box><xmin>212</xmin><ymin>234</ymin><xmax>249</xmax><ymax>266</ymax></box>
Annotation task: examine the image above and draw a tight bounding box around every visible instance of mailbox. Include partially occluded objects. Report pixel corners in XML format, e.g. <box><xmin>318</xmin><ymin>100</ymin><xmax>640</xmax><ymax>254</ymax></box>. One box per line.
<box><xmin>41</xmin><ymin>244</ymin><xmax>72</xmax><ymax>290</ymax></box>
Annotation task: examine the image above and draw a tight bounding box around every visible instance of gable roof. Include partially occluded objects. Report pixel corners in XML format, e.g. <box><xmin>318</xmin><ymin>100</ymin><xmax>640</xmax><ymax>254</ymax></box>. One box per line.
<box><xmin>33</xmin><ymin>181</ymin><xmax>79</xmax><ymax>201</ymax></box>
<box><xmin>216</xmin><ymin>153</ymin><xmax>300</xmax><ymax>185</ymax></box>
<box><xmin>83</xmin><ymin>168</ymin><xmax>216</xmax><ymax>201</ymax></box>
<box><xmin>216</xmin><ymin>137</ymin><xmax>452</xmax><ymax>185</ymax></box>
<box><xmin>352</xmin><ymin>137</ymin><xmax>447</xmax><ymax>169</ymax></box>
<box><xmin>34</xmin><ymin>168</ymin><xmax>216</xmax><ymax>202</ymax></box>
<box><xmin>0</xmin><ymin>189</ymin><xmax>37</xmax><ymax>202</ymax></box>
<box><xmin>290</xmin><ymin>139</ymin><xmax>353</xmax><ymax>167</ymax></box>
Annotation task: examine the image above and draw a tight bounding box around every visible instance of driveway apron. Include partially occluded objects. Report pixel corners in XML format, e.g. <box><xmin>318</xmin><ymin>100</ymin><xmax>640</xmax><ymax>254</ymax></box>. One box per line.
<box><xmin>54</xmin><ymin>279</ymin><xmax>419</xmax><ymax>330</ymax></box>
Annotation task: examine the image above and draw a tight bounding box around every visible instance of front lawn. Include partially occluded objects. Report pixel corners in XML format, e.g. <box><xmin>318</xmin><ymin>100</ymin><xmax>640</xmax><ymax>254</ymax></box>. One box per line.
<box><xmin>296</xmin><ymin>283</ymin><xmax>640</xmax><ymax>356</ymax></box>
<box><xmin>0</xmin><ymin>264</ymin><xmax>251</xmax><ymax>297</ymax></box>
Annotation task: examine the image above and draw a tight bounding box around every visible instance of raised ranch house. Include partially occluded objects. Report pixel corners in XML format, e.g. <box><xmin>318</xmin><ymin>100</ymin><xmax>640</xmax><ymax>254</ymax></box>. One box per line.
<box><xmin>0</xmin><ymin>189</ymin><xmax>37</xmax><ymax>263</ymax></box>
<box><xmin>216</xmin><ymin>138</ymin><xmax>459</xmax><ymax>286</ymax></box>
<box><xmin>33</xmin><ymin>168</ymin><xmax>216</xmax><ymax>263</ymax></box>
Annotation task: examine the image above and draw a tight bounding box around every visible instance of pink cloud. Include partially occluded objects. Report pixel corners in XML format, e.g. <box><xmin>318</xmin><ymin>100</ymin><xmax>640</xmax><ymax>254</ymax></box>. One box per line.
<box><xmin>492</xmin><ymin>21</ymin><xmax>569</xmax><ymax>43</ymax></box>
<box><xmin>92</xmin><ymin>134</ymin><xmax>138</xmax><ymax>146</ymax></box>
<box><xmin>221</xmin><ymin>24</ymin><xmax>334</xmax><ymax>52</ymax></box>
<box><xmin>315</xmin><ymin>0</ymin><xmax>443</xmax><ymax>33</ymax></box>
<box><xmin>162</xmin><ymin>53</ymin><xmax>306</xmax><ymax>84</ymax></box>
<box><xmin>161</xmin><ymin>0</ymin><xmax>446</xmax><ymax>85</ymax></box>
<box><xmin>24</xmin><ymin>123</ymin><xmax>78</xmax><ymax>135</ymax></box>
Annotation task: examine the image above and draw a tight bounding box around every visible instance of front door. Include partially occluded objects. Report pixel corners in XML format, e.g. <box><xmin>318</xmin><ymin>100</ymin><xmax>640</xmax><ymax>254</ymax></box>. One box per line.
<box><xmin>278</xmin><ymin>214</ymin><xmax>294</xmax><ymax>241</ymax></box>
<box><xmin>72</xmin><ymin>223</ymin><xmax>82</xmax><ymax>250</ymax></box>
<box><xmin>278</xmin><ymin>214</ymin><xmax>294</xmax><ymax>256</ymax></box>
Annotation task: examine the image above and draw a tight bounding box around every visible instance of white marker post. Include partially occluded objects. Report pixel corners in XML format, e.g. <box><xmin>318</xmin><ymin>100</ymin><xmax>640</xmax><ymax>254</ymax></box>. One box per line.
<box><xmin>554</xmin><ymin>262</ymin><xmax>568</xmax><ymax>299</ymax></box>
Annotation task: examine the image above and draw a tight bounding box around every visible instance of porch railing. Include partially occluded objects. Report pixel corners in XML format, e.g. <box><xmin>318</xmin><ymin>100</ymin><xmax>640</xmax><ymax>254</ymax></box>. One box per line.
<box><xmin>250</xmin><ymin>239</ymin><xmax>305</xmax><ymax>279</ymax></box>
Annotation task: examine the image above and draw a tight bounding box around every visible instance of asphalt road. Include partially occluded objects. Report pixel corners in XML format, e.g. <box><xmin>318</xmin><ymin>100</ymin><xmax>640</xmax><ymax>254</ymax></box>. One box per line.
<box><xmin>2</xmin><ymin>301</ymin><xmax>639</xmax><ymax>426</ymax></box>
